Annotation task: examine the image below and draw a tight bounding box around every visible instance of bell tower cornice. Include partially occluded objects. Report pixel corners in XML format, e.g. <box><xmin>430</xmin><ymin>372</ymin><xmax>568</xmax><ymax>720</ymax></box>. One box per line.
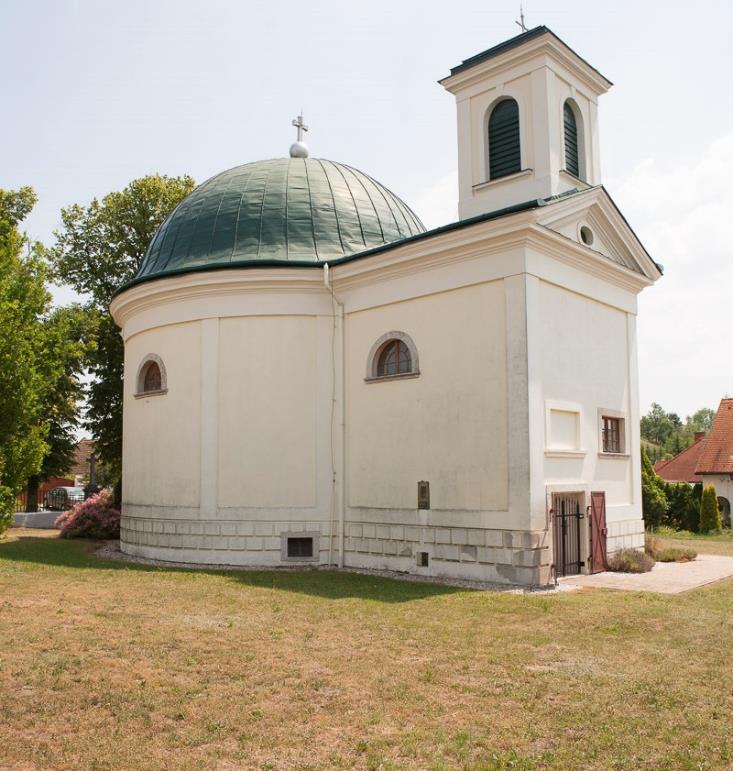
<box><xmin>440</xmin><ymin>27</ymin><xmax>612</xmax><ymax>97</ymax></box>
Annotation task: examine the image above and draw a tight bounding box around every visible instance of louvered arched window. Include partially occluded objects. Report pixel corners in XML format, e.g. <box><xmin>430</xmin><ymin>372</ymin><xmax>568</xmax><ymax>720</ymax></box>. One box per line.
<box><xmin>488</xmin><ymin>99</ymin><xmax>521</xmax><ymax>180</ymax></box>
<box><xmin>563</xmin><ymin>101</ymin><xmax>580</xmax><ymax>178</ymax></box>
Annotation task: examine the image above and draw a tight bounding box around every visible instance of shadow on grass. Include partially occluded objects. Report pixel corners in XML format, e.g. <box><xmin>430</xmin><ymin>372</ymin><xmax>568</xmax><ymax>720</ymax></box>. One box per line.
<box><xmin>0</xmin><ymin>533</ymin><xmax>467</xmax><ymax>602</ymax></box>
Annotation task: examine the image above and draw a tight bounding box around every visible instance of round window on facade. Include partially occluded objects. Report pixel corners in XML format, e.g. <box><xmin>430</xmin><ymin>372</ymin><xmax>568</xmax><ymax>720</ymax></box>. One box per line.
<box><xmin>580</xmin><ymin>225</ymin><xmax>594</xmax><ymax>246</ymax></box>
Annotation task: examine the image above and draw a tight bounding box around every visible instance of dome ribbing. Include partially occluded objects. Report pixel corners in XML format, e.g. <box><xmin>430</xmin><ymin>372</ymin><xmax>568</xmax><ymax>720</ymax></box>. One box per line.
<box><xmin>136</xmin><ymin>158</ymin><xmax>425</xmax><ymax>280</ymax></box>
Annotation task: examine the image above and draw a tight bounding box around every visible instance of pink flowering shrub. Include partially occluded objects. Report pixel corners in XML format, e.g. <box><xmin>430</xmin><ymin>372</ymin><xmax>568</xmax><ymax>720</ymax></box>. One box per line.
<box><xmin>55</xmin><ymin>489</ymin><xmax>120</xmax><ymax>539</ymax></box>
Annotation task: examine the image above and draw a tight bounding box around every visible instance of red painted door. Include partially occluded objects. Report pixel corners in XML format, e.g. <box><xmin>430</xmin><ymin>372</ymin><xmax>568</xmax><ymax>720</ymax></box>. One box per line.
<box><xmin>589</xmin><ymin>491</ymin><xmax>608</xmax><ymax>574</ymax></box>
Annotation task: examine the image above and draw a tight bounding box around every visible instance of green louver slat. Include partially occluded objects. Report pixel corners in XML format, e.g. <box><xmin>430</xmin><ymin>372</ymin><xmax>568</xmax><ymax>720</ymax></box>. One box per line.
<box><xmin>488</xmin><ymin>99</ymin><xmax>521</xmax><ymax>180</ymax></box>
<box><xmin>564</xmin><ymin>102</ymin><xmax>580</xmax><ymax>178</ymax></box>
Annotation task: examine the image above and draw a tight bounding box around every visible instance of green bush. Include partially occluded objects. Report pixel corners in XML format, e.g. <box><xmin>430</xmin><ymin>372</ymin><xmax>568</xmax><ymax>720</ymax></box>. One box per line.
<box><xmin>645</xmin><ymin>536</ymin><xmax>696</xmax><ymax>562</ymax></box>
<box><xmin>641</xmin><ymin>447</ymin><xmax>668</xmax><ymax>528</ymax></box>
<box><xmin>653</xmin><ymin>525</ymin><xmax>688</xmax><ymax>538</ymax></box>
<box><xmin>0</xmin><ymin>485</ymin><xmax>15</xmax><ymax>536</ymax></box>
<box><xmin>699</xmin><ymin>485</ymin><xmax>722</xmax><ymax>533</ymax></box>
<box><xmin>665</xmin><ymin>482</ymin><xmax>699</xmax><ymax>532</ymax></box>
<box><xmin>607</xmin><ymin>548</ymin><xmax>656</xmax><ymax>573</ymax></box>
<box><xmin>655</xmin><ymin>546</ymin><xmax>697</xmax><ymax>562</ymax></box>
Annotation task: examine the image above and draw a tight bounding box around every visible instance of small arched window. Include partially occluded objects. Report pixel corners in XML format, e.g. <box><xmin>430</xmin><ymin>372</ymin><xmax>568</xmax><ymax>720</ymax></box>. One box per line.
<box><xmin>563</xmin><ymin>101</ymin><xmax>580</xmax><ymax>178</ymax></box>
<box><xmin>488</xmin><ymin>98</ymin><xmax>521</xmax><ymax>180</ymax></box>
<box><xmin>143</xmin><ymin>362</ymin><xmax>162</xmax><ymax>392</ymax></box>
<box><xmin>366</xmin><ymin>332</ymin><xmax>419</xmax><ymax>381</ymax></box>
<box><xmin>135</xmin><ymin>354</ymin><xmax>167</xmax><ymax>397</ymax></box>
<box><xmin>378</xmin><ymin>340</ymin><xmax>411</xmax><ymax>376</ymax></box>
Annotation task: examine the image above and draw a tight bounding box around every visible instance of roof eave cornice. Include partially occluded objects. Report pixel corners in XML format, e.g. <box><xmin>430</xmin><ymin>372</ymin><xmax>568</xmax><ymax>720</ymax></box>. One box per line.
<box><xmin>330</xmin><ymin>212</ymin><xmax>652</xmax><ymax>295</ymax></box>
<box><xmin>109</xmin><ymin>267</ymin><xmax>326</xmax><ymax>329</ymax></box>
<box><xmin>440</xmin><ymin>32</ymin><xmax>612</xmax><ymax>97</ymax></box>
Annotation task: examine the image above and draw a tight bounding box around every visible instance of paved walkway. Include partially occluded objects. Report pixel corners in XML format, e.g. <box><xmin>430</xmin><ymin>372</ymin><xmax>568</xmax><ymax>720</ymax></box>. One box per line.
<box><xmin>560</xmin><ymin>553</ymin><xmax>733</xmax><ymax>594</ymax></box>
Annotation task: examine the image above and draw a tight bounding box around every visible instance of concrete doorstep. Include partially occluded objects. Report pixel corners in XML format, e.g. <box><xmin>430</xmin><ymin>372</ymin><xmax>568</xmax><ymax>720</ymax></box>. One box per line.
<box><xmin>11</xmin><ymin>511</ymin><xmax>60</xmax><ymax>529</ymax></box>
<box><xmin>559</xmin><ymin>553</ymin><xmax>733</xmax><ymax>594</ymax></box>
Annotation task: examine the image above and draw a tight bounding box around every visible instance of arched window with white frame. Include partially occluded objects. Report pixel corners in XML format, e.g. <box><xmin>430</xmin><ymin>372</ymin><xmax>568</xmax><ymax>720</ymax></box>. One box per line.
<box><xmin>366</xmin><ymin>332</ymin><xmax>420</xmax><ymax>381</ymax></box>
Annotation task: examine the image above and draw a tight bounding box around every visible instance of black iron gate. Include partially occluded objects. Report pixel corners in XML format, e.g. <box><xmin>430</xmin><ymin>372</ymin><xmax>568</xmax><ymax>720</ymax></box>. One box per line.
<box><xmin>552</xmin><ymin>493</ymin><xmax>584</xmax><ymax>577</ymax></box>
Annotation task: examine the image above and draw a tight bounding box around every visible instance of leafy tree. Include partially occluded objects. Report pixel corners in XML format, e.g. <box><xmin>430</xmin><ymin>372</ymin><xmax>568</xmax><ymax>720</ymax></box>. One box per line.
<box><xmin>24</xmin><ymin>305</ymin><xmax>94</xmax><ymax>511</ymax></box>
<box><xmin>699</xmin><ymin>484</ymin><xmax>722</xmax><ymax>533</ymax></box>
<box><xmin>687</xmin><ymin>407</ymin><xmax>716</xmax><ymax>434</ymax></box>
<box><xmin>0</xmin><ymin>187</ymin><xmax>52</xmax><ymax>532</ymax></box>
<box><xmin>641</xmin><ymin>403</ymin><xmax>716</xmax><ymax>462</ymax></box>
<box><xmin>641</xmin><ymin>446</ymin><xmax>668</xmax><ymax>529</ymax></box>
<box><xmin>48</xmin><ymin>175</ymin><xmax>195</xmax><ymax>497</ymax></box>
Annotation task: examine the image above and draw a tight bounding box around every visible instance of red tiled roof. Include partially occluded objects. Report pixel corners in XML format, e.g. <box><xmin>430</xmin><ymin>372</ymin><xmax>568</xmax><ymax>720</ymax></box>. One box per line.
<box><xmin>69</xmin><ymin>439</ymin><xmax>95</xmax><ymax>477</ymax></box>
<box><xmin>654</xmin><ymin>435</ymin><xmax>705</xmax><ymax>484</ymax></box>
<box><xmin>696</xmin><ymin>399</ymin><xmax>733</xmax><ymax>474</ymax></box>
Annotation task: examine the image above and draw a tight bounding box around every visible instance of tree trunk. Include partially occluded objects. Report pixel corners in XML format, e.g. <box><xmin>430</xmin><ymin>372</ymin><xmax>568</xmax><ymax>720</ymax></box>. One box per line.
<box><xmin>25</xmin><ymin>476</ymin><xmax>40</xmax><ymax>512</ymax></box>
<box><xmin>113</xmin><ymin>477</ymin><xmax>122</xmax><ymax>508</ymax></box>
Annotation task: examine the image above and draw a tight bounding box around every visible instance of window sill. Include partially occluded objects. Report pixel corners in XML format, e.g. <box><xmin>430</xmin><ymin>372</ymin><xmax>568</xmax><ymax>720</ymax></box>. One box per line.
<box><xmin>559</xmin><ymin>169</ymin><xmax>591</xmax><ymax>188</ymax></box>
<box><xmin>598</xmin><ymin>451</ymin><xmax>630</xmax><ymax>459</ymax></box>
<box><xmin>134</xmin><ymin>388</ymin><xmax>168</xmax><ymax>399</ymax></box>
<box><xmin>473</xmin><ymin>168</ymin><xmax>533</xmax><ymax>191</ymax></box>
<box><xmin>545</xmin><ymin>449</ymin><xmax>586</xmax><ymax>459</ymax></box>
<box><xmin>365</xmin><ymin>371</ymin><xmax>420</xmax><ymax>384</ymax></box>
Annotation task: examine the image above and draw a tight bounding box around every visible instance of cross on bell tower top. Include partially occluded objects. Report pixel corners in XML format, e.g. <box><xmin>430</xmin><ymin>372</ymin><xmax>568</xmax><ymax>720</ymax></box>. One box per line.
<box><xmin>515</xmin><ymin>4</ymin><xmax>527</xmax><ymax>33</ymax></box>
<box><xmin>289</xmin><ymin>113</ymin><xmax>310</xmax><ymax>158</ymax></box>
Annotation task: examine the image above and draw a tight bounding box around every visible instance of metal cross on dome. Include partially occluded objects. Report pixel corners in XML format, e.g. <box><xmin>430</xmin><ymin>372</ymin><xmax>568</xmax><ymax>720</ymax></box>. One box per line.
<box><xmin>292</xmin><ymin>112</ymin><xmax>308</xmax><ymax>142</ymax></box>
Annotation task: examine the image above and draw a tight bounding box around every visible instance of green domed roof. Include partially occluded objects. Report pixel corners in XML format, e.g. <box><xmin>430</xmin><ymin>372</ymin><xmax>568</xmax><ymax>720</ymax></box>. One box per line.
<box><xmin>137</xmin><ymin>158</ymin><xmax>425</xmax><ymax>280</ymax></box>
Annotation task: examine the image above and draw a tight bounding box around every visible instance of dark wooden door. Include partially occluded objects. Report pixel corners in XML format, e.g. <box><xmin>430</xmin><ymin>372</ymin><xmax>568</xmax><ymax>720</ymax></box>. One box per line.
<box><xmin>589</xmin><ymin>491</ymin><xmax>608</xmax><ymax>574</ymax></box>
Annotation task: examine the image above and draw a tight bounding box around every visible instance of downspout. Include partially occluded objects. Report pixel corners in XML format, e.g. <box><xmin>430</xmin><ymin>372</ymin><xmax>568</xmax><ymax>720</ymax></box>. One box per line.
<box><xmin>323</xmin><ymin>263</ymin><xmax>346</xmax><ymax>568</ymax></box>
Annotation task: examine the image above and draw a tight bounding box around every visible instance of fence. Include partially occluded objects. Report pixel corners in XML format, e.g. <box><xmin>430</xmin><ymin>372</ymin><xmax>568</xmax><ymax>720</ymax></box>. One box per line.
<box><xmin>14</xmin><ymin>477</ymin><xmax>77</xmax><ymax>513</ymax></box>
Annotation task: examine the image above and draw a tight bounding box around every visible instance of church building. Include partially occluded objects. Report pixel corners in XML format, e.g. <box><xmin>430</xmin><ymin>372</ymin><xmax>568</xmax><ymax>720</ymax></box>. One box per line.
<box><xmin>110</xmin><ymin>26</ymin><xmax>661</xmax><ymax>586</ymax></box>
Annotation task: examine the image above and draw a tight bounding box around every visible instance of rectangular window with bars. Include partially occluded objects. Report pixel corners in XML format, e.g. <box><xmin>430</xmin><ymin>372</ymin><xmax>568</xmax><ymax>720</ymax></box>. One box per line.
<box><xmin>602</xmin><ymin>416</ymin><xmax>623</xmax><ymax>453</ymax></box>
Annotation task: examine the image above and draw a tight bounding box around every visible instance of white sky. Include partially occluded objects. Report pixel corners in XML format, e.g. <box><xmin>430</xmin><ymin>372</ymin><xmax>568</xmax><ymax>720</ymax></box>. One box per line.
<box><xmin>3</xmin><ymin>0</ymin><xmax>732</xmax><ymax>419</ymax></box>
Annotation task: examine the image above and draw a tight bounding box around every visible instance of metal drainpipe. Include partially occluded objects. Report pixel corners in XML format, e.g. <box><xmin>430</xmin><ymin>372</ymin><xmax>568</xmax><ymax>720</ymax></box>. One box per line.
<box><xmin>323</xmin><ymin>263</ymin><xmax>346</xmax><ymax>568</ymax></box>
<box><xmin>338</xmin><ymin>299</ymin><xmax>346</xmax><ymax>568</ymax></box>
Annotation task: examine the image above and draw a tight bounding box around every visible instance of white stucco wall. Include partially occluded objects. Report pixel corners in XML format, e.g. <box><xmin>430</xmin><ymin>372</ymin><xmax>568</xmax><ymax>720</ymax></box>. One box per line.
<box><xmin>346</xmin><ymin>280</ymin><xmax>508</xmax><ymax>513</ymax></box>
<box><xmin>700</xmin><ymin>476</ymin><xmax>733</xmax><ymax>525</ymax></box>
<box><xmin>217</xmin><ymin>316</ymin><xmax>318</xmax><ymax>509</ymax></box>
<box><xmin>537</xmin><ymin>280</ymin><xmax>643</xmax><ymax>551</ymax></box>
<box><xmin>123</xmin><ymin>321</ymin><xmax>202</xmax><ymax>509</ymax></box>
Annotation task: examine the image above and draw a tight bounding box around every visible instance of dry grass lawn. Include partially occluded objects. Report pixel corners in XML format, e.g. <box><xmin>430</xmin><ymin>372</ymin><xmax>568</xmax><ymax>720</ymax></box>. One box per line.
<box><xmin>655</xmin><ymin>531</ymin><xmax>733</xmax><ymax>557</ymax></box>
<box><xmin>2</xmin><ymin>530</ymin><xmax>733</xmax><ymax>770</ymax></box>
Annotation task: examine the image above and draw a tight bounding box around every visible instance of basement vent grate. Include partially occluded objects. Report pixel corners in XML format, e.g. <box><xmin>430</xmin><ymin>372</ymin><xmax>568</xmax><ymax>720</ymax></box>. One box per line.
<box><xmin>287</xmin><ymin>537</ymin><xmax>313</xmax><ymax>559</ymax></box>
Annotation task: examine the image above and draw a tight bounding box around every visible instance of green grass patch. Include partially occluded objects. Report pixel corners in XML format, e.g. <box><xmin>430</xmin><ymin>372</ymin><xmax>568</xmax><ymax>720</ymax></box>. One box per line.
<box><xmin>2</xmin><ymin>529</ymin><xmax>733</xmax><ymax>769</ymax></box>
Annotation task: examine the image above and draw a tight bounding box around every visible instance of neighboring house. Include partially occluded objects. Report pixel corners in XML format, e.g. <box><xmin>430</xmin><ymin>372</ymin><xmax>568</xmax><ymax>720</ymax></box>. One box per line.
<box><xmin>109</xmin><ymin>26</ymin><xmax>661</xmax><ymax>586</ymax></box>
<box><xmin>694</xmin><ymin>399</ymin><xmax>733</xmax><ymax>525</ymax></box>
<box><xmin>654</xmin><ymin>432</ymin><xmax>706</xmax><ymax>485</ymax></box>
<box><xmin>656</xmin><ymin>401</ymin><xmax>733</xmax><ymax>527</ymax></box>
<box><xmin>16</xmin><ymin>439</ymin><xmax>95</xmax><ymax>511</ymax></box>
<box><xmin>70</xmin><ymin>439</ymin><xmax>95</xmax><ymax>487</ymax></box>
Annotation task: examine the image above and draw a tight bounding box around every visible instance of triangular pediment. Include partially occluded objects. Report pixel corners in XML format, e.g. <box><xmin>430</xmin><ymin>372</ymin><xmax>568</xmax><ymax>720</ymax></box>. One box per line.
<box><xmin>535</xmin><ymin>187</ymin><xmax>662</xmax><ymax>282</ymax></box>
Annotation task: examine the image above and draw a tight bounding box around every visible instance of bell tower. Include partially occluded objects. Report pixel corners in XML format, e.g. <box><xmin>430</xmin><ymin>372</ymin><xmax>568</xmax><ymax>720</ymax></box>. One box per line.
<box><xmin>440</xmin><ymin>27</ymin><xmax>612</xmax><ymax>220</ymax></box>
